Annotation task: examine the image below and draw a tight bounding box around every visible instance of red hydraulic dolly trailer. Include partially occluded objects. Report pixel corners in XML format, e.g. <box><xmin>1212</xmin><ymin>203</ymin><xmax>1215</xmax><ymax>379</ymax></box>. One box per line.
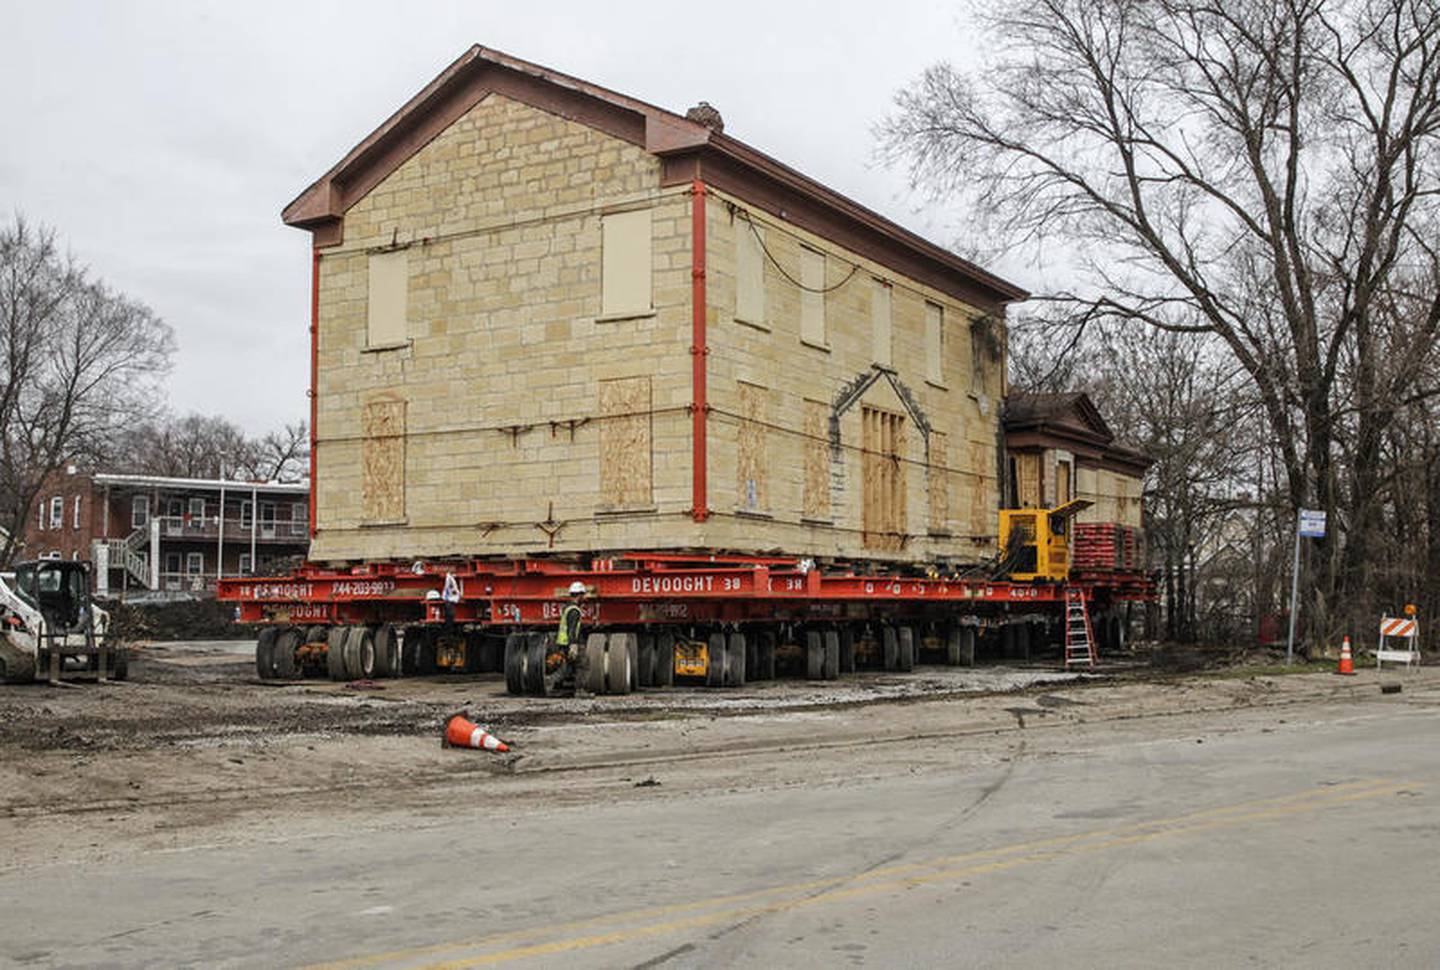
<box><xmin>217</xmin><ymin>549</ymin><xmax>1154</xmax><ymax>695</ymax></box>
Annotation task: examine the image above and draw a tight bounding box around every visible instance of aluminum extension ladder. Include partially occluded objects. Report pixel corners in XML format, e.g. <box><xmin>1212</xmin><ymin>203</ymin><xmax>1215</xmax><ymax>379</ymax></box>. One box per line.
<box><xmin>1063</xmin><ymin>587</ymin><xmax>1096</xmax><ymax>669</ymax></box>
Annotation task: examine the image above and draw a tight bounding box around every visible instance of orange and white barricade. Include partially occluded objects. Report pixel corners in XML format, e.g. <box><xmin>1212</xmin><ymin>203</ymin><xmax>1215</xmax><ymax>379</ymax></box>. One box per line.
<box><xmin>1376</xmin><ymin>615</ymin><xmax>1421</xmax><ymax>670</ymax></box>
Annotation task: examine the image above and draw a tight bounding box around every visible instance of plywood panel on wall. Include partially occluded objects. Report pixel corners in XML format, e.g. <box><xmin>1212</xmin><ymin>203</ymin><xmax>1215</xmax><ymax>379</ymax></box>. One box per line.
<box><xmin>362</xmin><ymin>396</ymin><xmax>406</xmax><ymax>523</ymax></box>
<box><xmin>737</xmin><ymin>382</ymin><xmax>768</xmax><ymax>512</ymax></box>
<box><xmin>928</xmin><ymin>431</ymin><xmax>948</xmax><ymax>534</ymax></box>
<box><xmin>599</xmin><ymin>376</ymin><xmax>653</xmax><ymax>510</ymax></box>
<box><xmin>1015</xmin><ymin>452</ymin><xmax>1041</xmax><ymax>509</ymax></box>
<box><xmin>803</xmin><ymin>399</ymin><xmax>830</xmax><ymax>520</ymax></box>
<box><xmin>601</xmin><ymin>209</ymin><xmax>652</xmax><ymax>317</ymax></box>
<box><xmin>968</xmin><ymin>441</ymin><xmax>988</xmax><ymax>537</ymax></box>
<box><xmin>367</xmin><ymin>251</ymin><xmax>408</xmax><ymax>347</ymax></box>
<box><xmin>862</xmin><ymin>406</ymin><xmax>905</xmax><ymax>551</ymax></box>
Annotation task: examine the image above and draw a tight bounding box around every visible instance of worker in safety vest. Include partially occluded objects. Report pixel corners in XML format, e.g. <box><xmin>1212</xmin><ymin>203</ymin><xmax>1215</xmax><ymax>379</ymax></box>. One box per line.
<box><xmin>557</xmin><ymin>581</ymin><xmax>588</xmax><ymax>695</ymax></box>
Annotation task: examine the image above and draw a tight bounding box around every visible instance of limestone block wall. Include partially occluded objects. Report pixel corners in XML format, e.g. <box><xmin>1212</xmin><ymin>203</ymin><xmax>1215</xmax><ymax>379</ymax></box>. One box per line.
<box><xmin>699</xmin><ymin>190</ymin><xmax>1005</xmax><ymax>563</ymax></box>
<box><xmin>311</xmin><ymin>94</ymin><xmax>697</xmax><ymax>562</ymax></box>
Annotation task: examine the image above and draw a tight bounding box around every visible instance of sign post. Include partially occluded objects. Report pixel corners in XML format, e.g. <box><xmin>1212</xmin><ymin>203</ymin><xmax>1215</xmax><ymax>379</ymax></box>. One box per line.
<box><xmin>1286</xmin><ymin>509</ymin><xmax>1327</xmax><ymax>664</ymax></box>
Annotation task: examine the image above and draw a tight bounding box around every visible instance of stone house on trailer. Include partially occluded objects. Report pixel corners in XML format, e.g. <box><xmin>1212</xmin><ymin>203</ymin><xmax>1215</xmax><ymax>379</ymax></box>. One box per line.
<box><xmin>285</xmin><ymin>46</ymin><xmax>1029</xmax><ymax>566</ymax></box>
<box><xmin>1001</xmin><ymin>393</ymin><xmax>1149</xmax><ymax>527</ymax></box>
<box><xmin>20</xmin><ymin>468</ymin><xmax>309</xmax><ymax>597</ymax></box>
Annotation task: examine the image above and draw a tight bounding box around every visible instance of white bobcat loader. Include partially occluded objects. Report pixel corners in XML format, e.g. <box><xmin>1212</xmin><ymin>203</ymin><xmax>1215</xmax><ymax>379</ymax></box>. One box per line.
<box><xmin>0</xmin><ymin>560</ymin><xmax>127</xmax><ymax>683</ymax></box>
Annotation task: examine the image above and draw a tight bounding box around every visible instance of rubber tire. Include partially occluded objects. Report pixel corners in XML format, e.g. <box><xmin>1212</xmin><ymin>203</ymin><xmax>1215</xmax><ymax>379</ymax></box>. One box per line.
<box><xmin>838</xmin><ymin>628</ymin><xmax>856</xmax><ymax>674</ymax></box>
<box><xmin>652</xmin><ymin>631</ymin><xmax>675</xmax><ymax>687</ymax></box>
<box><xmin>605</xmin><ymin>634</ymin><xmax>633</xmax><ymax>695</ymax></box>
<box><xmin>944</xmin><ymin>625</ymin><xmax>963</xmax><ymax>666</ymax></box>
<box><xmin>326</xmin><ymin>627</ymin><xmax>348</xmax><ymax>680</ymax></box>
<box><xmin>705</xmin><ymin>633</ymin><xmax>726</xmax><ymax>688</ymax></box>
<box><xmin>726</xmin><ymin>632</ymin><xmax>747</xmax><ymax>687</ymax></box>
<box><xmin>882</xmin><ymin>626</ymin><xmax>899</xmax><ymax>671</ymax></box>
<box><xmin>746</xmin><ymin>636</ymin><xmax>759</xmax><ymax>679</ymax></box>
<box><xmin>1014</xmin><ymin>623</ymin><xmax>1031</xmax><ymax>661</ymax></box>
<box><xmin>806</xmin><ymin>630</ymin><xmax>825</xmax><ymax>680</ymax></box>
<box><xmin>273</xmin><ymin>627</ymin><xmax>302</xmax><ymax>680</ymax></box>
<box><xmin>897</xmin><ymin>627</ymin><xmax>915</xmax><ymax>672</ymax></box>
<box><xmin>374</xmin><ymin>625</ymin><xmax>399</xmax><ymax>678</ymax></box>
<box><xmin>255</xmin><ymin>627</ymin><xmax>279</xmax><ymax>680</ymax></box>
<box><xmin>504</xmin><ymin>632</ymin><xmax>526</xmax><ymax>695</ymax></box>
<box><xmin>584</xmin><ymin>632</ymin><xmax>608</xmax><ymax>694</ymax></box>
<box><xmin>961</xmin><ymin>626</ymin><xmax>977</xmax><ymax>666</ymax></box>
<box><xmin>822</xmin><ymin>630</ymin><xmax>840</xmax><ymax>680</ymax></box>
<box><xmin>626</xmin><ymin>633</ymin><xmax>639</xmax><ymax>692</ymax></box>
<box><xmin>525</xmin><ymin>633</ymin><xmax>549</xmax><ymax>696</ymax></box>
<box><xmin>637</xmin><ymin>634</ymin><xmax>655</xmax><ymax>687</ymax></box>
<box><xmin>348</xmin><ymin>626</ymin><xmax>377</xmax><ymax>679</ymax></box>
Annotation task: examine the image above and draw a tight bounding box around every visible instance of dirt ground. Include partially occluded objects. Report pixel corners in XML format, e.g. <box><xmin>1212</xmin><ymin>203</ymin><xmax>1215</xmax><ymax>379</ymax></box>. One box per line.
<box><xmin>2</xmin><ymin>638</ymin><xmax>1431</xmax><ymax>875</ymax></box>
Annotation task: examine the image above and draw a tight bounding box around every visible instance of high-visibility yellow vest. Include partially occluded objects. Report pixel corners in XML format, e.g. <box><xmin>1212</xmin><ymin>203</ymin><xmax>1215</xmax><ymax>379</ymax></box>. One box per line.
<box><xmin>556</xmin><ymin>603</ymin><xmax>582</xmax><ymax>646</ymax></box>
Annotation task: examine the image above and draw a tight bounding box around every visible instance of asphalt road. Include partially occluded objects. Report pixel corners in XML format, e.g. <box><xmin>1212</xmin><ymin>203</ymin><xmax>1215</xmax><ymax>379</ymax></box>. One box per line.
<box><xmin>4</xmin><ymin>685</ymin><xmax>1438</xmax><ymax>968</ymax></box>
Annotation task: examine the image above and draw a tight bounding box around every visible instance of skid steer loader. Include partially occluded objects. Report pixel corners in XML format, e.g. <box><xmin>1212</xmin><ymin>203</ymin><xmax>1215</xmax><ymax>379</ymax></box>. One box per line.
<box><xmin>0</xmin><ymin>559</ymin><xmax>127</xmax><ymax>683</ymax></box>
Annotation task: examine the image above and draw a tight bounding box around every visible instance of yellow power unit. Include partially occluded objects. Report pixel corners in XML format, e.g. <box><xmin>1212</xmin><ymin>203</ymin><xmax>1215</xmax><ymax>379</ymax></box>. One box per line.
<box><xmin>673</xmin><ymin>639</ymin><xmax>710</xmax><ymax>678</ymax></box>
<box><xmin>998</xmin><ymin>500</ymin><xmax>1092</xmax><ymax>582</ymax></box>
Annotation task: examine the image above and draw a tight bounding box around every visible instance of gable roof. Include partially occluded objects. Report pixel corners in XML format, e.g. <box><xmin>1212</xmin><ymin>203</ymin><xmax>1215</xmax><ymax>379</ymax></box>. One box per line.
<box><xmin>284</xmin><ymin>45</ymin><xmax>1029</xmax><ymax>310</ymax></box>
<box><xmin>1004</xmin><ymin>392</ymin><xmax>1152</xmax><ymax>475</ymax></box>
<box><xmin>1004</xmin><ymin>392</ymin><xmax>1113</xmax><ymax>441</ymax></box>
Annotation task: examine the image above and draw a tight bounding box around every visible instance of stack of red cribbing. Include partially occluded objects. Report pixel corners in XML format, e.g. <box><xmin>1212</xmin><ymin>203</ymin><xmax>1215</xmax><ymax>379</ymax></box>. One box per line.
<box><xmin>1072</xmin><ymin>523</ymin><xmax>1145</xmax><ymax>572</ymax></box>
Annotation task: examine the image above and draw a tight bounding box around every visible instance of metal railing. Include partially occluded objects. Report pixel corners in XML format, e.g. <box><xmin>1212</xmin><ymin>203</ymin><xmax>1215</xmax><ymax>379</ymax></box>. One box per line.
<box><xmin>156</xmin><ymin>516</ymin><xmax>307</xmax><ymax>542</ymax></box>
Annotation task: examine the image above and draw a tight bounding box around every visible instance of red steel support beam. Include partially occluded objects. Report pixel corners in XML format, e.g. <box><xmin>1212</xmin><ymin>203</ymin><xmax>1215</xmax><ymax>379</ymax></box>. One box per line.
<box><xmin>690</xmin><ymin>179</ymin><xmax>709</xmax><ymax>522</ymax></box>
<box><xmin>308</xmin><ymin>248</ymin><xmax>320</xmax><ymax>538</ymax></box>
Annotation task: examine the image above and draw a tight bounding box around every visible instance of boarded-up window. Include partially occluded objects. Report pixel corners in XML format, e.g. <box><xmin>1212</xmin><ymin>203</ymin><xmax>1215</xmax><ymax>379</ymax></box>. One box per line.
<box><xmin>803</xmin><ymin>399</ymin><xmax>830</xmax><ymax>520</ymax></box>
<box><xmin>362</xmin><ymin>396</ymin><xmax>406</xmax><ymax>522</ymax></box>
<box><xmin>925</xmin><ymin>302</ymin><xmax>944</xmax><ymax>385</ymax></box>
<box><xmin>599</xmin><ymin>376</ymin><xmax>653</xmax><ymax>510</ymax></box>
<box><xmin>1014</xmin><ymin>452</ymin><xmax>1041</xmax><ymax>509</ymax></box>
<box><xmin>969</xmin><ymin>442</ymin><xmax>989</xmax><ymax>537</ymax></box>
<box><xmin>367</xmin><ymin>250</ymin><xmax>408</xmax><ymax>348</ymax></box>
<box><xmin>736</xmin><ymin>221</ymin><xmax>766</xmax><ymax>327</ymax></box>
<box><xmin>737</xmin><ymin>383</ymin><xmax>768</xmax><ymax>511</ymax></box>
<box><xmin>862</xmin><ymin>406</ymin><xmax>905</xmax><ymax>551</ymax></box>
<box><xmin>928</xmin><ymin>431</ymin><xmax>949</xmax><ymax>534</ymax></box>
<box><xmin>1056</xmin><ymin>459</ymin><xmax>1072</xmax><ymax>505</ymax></box>
<box><xmin>800</xmin><ymin>246</ymin><xmax>826</xmax><ymax>346</ymax></box>
<box><xmin>872</xmin><ymin>280</ymin><xmax>892</xmax><ymax>366</ymax></box>
<box><xmin>601</xmin><ymin>209</ymin><xmax>652</xmax><ymax>317</ymax></box>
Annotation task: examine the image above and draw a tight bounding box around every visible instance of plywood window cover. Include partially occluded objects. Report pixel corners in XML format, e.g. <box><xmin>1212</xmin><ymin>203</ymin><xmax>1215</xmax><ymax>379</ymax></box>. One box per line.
<box><xmin>735</xmin><ymin>220</ymin><xmax>767</xmax><ymax>331</ymax></box>
<box><xmin>601</xmin><ymin>208</ymin><xmax>653</xmax><ymax>319</ymax></box>
<box><xmin>799</xmin><ymin>246</ymin><xmax>827</xmax><ymax>350</ymax></box>
<box><xmin>862</xmin><ymin>405</ymin><xmax>906</xmax><ymax>551</ymax></box>
<box><xmin>802</xmin><ymin>399</ymin><xmax>831</xmax><ymax>522</ymax></box>
<box><xmin>736</xmin><ymin>382</ymin><xmax>768</xmax><ymax>513</ymax></box>
<box><xmin>599</xmin><ymin>376</ymin><xmax>654</xmax><ymax>511</ymax></box>
<box><xmin>925</xmin><ymin>301</ymin><xmax>946</xmax><ymax>388</ymax></box>
<box><xmin>872</xmin><ymin>279</ymin><xmax>892</xmax><ymax>367</ymax></box>
<box><xmin>361</xmin><ymin>396</ymin><xmax>407</xmax><ymax>525</ymax></box>
<box><xmin>367</xmin><ymin>250</ymin><xmax>409</xmax><ymax>350</ymax></box>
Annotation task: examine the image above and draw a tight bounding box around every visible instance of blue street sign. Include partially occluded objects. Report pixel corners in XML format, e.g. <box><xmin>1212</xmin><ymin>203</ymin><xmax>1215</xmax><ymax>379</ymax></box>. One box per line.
<box><xmin>1298</xmin><ymin>509</ymin><xmax>1326</xmax><ymax>539</ymax></box>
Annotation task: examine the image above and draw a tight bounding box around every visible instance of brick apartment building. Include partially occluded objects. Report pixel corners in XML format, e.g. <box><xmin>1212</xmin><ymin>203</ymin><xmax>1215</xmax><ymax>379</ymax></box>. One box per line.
<box><xmin>20</xmin><ymin>468</ymin><xmax>310</xmax><ymax>598</ymax></box>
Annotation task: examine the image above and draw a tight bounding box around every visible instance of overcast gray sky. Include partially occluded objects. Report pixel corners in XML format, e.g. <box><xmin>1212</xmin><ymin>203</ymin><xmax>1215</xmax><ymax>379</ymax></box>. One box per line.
<box><xmin>1</xmin><ymin>0</ymin><xmax>1019</xmax><ymax>436</ymax></box>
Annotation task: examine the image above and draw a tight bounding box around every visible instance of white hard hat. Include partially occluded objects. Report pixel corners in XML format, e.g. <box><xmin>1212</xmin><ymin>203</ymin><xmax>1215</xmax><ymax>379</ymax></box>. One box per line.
<box><xmin>568</xmin><ymin>581</ymin><xmax>587</xmax><ymax>595</ymax></box>
<box><xmin>425</xmin><ymin>589</ymin><xmax>441</xmax><ymax>600</ymax></box>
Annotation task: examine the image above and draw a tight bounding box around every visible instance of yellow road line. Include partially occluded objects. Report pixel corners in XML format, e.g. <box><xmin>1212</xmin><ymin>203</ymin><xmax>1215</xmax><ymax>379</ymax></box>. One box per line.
<box><xmin>306</xmin><ymin>778</ymin><xmax>1411</xmax><ymax>970</ymax></box>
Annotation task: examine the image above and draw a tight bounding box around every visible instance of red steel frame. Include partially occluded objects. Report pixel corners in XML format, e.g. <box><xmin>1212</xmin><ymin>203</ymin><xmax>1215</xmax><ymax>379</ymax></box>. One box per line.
<box><xmin>690</xmin><ymin>178</ymin><xmax>709</xmax><ymax>522</ymax></box>
<box><xmin>218</xmin><ymin>553</ymin><xmax>1153</xmax><ymax>629</ymax></box>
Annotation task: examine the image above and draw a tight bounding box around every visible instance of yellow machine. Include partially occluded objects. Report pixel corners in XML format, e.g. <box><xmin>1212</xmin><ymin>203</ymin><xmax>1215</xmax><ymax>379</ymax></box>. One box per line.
<box><xmin>998</xmin><ymin>500</ymin><xmax>1093</xmax><ymax>581</ymax></box>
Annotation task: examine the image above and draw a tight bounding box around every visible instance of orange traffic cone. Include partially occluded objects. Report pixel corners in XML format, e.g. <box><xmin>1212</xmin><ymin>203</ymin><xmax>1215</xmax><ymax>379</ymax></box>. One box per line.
<box><xmin>443</xmin><ymin>714</ymin><xmax>509</xmax><ymax>752</ymax></box>
<box><xmin>1336</xmin><ymin>636</ymin><xmax>1355</xmax><ymax>676</ymax></box>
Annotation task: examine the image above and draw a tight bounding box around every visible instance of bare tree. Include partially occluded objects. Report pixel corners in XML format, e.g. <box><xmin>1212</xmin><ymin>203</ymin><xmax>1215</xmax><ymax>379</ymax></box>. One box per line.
<box><xmin>0</xmin><ymin>217</ymin><xmax>174</xmax><ymax>564</ymax></box>
<box><xmin>110</xmin><ymin>413</ymin><xmax>309</xmax><ymax>483</ymax></box>
<box><xmin>883</xmin><ymin>0</ymin><xmax>1440</xmax><ymax>643</ymax></box>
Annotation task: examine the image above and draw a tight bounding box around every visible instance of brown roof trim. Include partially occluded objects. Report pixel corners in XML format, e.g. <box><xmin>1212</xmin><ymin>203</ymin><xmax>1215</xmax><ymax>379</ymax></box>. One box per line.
<box><xmin>691</xmin><ymin>134</ymin><xmax>1026</xmax><ymax>303</ymax></box>
<box><xmin>283</xmin><ymin>45</ymin><xmax>1028</xmax><ymax>307</ymax></box>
